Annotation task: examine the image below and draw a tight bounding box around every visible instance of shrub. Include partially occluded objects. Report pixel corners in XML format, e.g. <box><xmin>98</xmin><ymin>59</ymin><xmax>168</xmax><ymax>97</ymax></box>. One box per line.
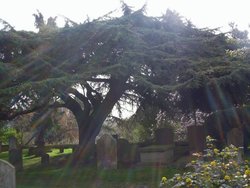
<box><xmin>0</xmin><ymin>127</ymin><xmax>20</xmax><ymax>144</ymax></box>
<box><xmin>160</xmin><ymin>136</ymin><xmax>250</xmax><ymax>187</ymax></box>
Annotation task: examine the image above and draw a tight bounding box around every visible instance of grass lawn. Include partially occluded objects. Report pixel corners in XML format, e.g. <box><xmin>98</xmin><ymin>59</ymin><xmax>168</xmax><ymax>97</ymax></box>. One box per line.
<box><xmin>0</xmin><ymin>149</ymin><xmax>182</xmax><ymax>188</ymax></box>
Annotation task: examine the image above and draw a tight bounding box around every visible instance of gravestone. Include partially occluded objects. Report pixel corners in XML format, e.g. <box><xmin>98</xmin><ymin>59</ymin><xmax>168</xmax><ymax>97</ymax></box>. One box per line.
<box><xmin>59</xmin><ymin>148</ymin><xmax>64</xmax><ymax>153</ymax></box>
<box><xmin>117</xmin><ymin>139</ymin><xmax>139</xmax><ymax>167</ymax></box>
<box><xmin>155</xmin><ymin>127</ymin><xmax>174</xmax><ymax>145</ymax></box>
<box><xmin>41</xmin><ymin>153</ymin><xmax>50</xmax><ymax>166</ymax></box>
<box><xmin>227</xmin><ymin>128</ymin><xmax>244</xmax><ymax>147</ymax></box>
<box><xmin>9</xmin><ymin>137</ymin><xmax>17</xmax><ymax>151</ymax></box>
<box><xmin>174</xmin><ymin>141</ymin><xmax>189</xmax><ymax>158</ymax></box>
<box><xmin>227</xmin><ymin>128</ymin><xmax>244</xmax><ymax>163</ymax></box>
<box><xmin>8</xmin><ymin>137</ymin><xmax>23</xmax><ymax>171</ymax></box>
<box><xmin>0</xmin><ymin>159</ymin><xmax>16</xmax><ymax>188</ymax></box>
<box><xmin>187</xmin><ymin>125</ymin><xmax>206</xmax><ymax>153</ymax></box>
<box><xmin>96</xmin><ymin>134</ymin><xmax>117</xmax><ymax>169</ymax></box>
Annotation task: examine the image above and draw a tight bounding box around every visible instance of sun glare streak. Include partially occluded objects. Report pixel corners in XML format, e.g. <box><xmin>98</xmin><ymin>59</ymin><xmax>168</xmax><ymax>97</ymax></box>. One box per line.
<box><xmin>213</xmin><ymin>82</ymin><xmax>242</xmax><ymax>128</ymax></box>
<box><xmin>205</xmin><ymin>85</ymin><xmax>218</xmax><ymax>112</ymax></box>
<box><xmin>51</xmin><ymin>151</ymin><xmax>76</xmax><ymax>188</ymax></box>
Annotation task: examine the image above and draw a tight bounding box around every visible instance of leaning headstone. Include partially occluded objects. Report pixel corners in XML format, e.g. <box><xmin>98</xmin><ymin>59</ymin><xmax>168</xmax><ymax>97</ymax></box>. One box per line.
<box><xmin>8</xmin><ymin>137</ymin><xmax>23</xmax><ymax>171</ymax></box>
<box><xmin>155</xmin><ymin>127</ymin><xmax>174</xmax><ymax>145</ymax></box>
<box><xmin>96</xmin><ymin>134</ymin><xmax>117</xmax><ymax>169</ymax></box>
<box><xmin>227</xmin><ymin>128</ymin><xmax>244</xmax><ymax>147</ymax></box>
<box><xmin>0</xmin><ymin>159</ymin><xmax>16</xmax><ymax>188</ymax></box>
<box><xmin>187</xmin><ymin>125</ymin><xmax>206</xmax><ymax>153</ymax></box>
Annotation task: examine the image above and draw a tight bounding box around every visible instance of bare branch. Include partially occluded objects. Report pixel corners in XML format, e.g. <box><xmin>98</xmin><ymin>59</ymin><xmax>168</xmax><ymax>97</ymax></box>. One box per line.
<box><xmin>67</xmin><ymin>88</ymin><xmax>91</xmax><ymax>116</ymax></box>
<box><xmin>84</xmin><ymin>83</ymin><xmax>103</xmax><ymax>109</ymax></box>
<box><xmin>86</xmin><ymin>78</ymin><xmax>111</xmax><ymax>83</ymax></box>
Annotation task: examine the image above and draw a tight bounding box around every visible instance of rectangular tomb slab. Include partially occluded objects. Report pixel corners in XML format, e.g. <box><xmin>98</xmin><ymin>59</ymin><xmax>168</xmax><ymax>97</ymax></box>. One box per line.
<box><xmin>139</xmin><ymin>145</ymin><xmax>174</xmax><ymax>164</ymax></box>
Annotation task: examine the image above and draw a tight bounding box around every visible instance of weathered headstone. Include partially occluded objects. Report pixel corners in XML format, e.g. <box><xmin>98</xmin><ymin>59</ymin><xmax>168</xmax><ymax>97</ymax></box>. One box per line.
<box><xmin>59</xmin><ymin>148</ymin><xmax>64</xmax><ymax>153</ymax></box>
<box><xmin>174</xmin><ymin>141</ymin><xmax>189</xmax><ymax>159</ymax></box>
<box><xmin>72</xmin><ymin>146</ymin><xmax>76</xmax><ymax>153</ymax></box>
<box><xmin>41</xmin><ymin>153</ymin><xmax>50</xmax><ymax>166</ymax></box>
<box><xmin>227</xmin><ymin>128</ymin><xmax>244</xmax><ymax>163</ymax></box>
<box><xmin>8</xmin><ymin>137</ymin><xmax>23</xmax><ymax>171</ymax></box>
<box><xmin>96</xmin><ymin>134</ymin><xmax>117</xmax><ymax>169</ymax></box>
<box><xmin>227</xmin><ymin>128</ymin><xmax>244</xmax><ymax>147</ymax></box>
<box><xmin>155</xmin><ymin>127</ymin><xmax>174</xmax><ymax>145</ymax></box>
<box><xmin>187</xmin><ymin>125</ymin><xmax>206</xmax><ymax>153</ymax></box>
<box><xmin>117</xmin><ymin>139</ymin><xmax>139</xmax><ymax>167</ymax></box>
<box><xmin>8</xmin><ymin>137</ymin><xmax>17</xmax><ymax>151</ymax></box>
<box><xmin>0</xmin><ymin>159</ymin><xmax>16</xmax><ymax>188</ymax></box>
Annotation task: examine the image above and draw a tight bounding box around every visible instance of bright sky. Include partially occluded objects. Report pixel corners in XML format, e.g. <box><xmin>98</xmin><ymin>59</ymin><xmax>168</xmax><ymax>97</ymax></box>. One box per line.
<box><xmin>1</xmin><ymin>0</ymin><xmax>250</xmax><ymax>33</ymax></box>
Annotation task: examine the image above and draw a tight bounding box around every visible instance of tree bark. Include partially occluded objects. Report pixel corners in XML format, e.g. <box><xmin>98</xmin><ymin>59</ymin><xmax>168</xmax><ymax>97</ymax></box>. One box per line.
<box><xmin>73</xmin><ymin>78</ymin><xmax>127</xmax><ymax>164</ymax></box>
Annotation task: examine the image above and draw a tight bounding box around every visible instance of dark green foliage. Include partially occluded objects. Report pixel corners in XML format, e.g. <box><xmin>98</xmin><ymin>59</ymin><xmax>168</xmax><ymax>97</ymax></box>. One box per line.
<box><xmin>1</xmin><ymin>5</ymin><xmax>250</xmax><ymax>156</ymax></box>
<box><xmin>204</xmin><ymin>105</ymin><xmax>250</xmax><ymax>148</ymax></box>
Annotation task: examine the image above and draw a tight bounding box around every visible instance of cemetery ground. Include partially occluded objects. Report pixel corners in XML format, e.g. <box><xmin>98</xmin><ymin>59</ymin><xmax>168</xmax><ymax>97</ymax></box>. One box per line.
<box><xmin>0</xmin><ymin>149</ymin><xmax>181</xmax><ymax>188</ymax></box>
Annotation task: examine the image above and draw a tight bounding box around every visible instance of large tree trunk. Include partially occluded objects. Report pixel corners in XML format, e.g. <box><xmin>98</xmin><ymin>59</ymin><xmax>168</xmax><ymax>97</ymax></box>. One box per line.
<box><xmin>72</xmin><ymin>79</ymin><xmax>127</xmax><ymax>164</ymax></box>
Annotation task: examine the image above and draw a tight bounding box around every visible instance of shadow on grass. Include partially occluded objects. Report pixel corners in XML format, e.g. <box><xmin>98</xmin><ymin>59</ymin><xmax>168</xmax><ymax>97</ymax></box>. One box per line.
<box><xmin>1</xmin><ymin>149</ymin><xmax>182</xmax><ymax>188</ymax></box>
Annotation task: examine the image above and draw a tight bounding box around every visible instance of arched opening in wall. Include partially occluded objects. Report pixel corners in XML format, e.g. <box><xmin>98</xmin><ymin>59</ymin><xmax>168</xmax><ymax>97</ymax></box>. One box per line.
<box><xmin>46</xmin><ymin>107</ymin><xmax>79</xmax><ymax>145</ymax></box>
<box><xmin>2</xmin><ymin>108</ymin><xmax>79</xmax><ymax>147</ymax></box>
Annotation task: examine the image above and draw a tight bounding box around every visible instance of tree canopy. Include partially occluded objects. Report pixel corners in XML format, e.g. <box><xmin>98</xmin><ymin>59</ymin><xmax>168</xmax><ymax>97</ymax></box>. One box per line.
<box><xmin>1</xmin><ymin>6</ymin><xmax>250</xmax><ymax>158</ymax></box>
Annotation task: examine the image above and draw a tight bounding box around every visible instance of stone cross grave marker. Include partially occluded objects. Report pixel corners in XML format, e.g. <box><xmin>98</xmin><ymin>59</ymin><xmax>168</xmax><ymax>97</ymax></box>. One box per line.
<box><xmin>0</xmin><ymin>159</ymin><xmax>16</xmax><ymax>188</ymax></box>
<box><xmin>96</xmin><ymin>134</ymin><xmax>117</xmax><ymax>169</ymax></box>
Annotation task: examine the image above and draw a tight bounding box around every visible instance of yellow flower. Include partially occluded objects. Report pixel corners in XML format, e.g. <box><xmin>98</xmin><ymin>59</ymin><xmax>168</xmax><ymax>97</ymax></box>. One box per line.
<box><xmin>202</xmin><ymin>164</ymin><xmax>208</xmax><ymax>168</ymax></box>
<box><xmin>245</xmin><ymin>169</ymin><xmax>250</xmax><ymax>176</ymax></box>
<box><xmin>177</xmin><ymin>176</ymin><xmax>181</xmax><ymax>181</ymax></box>
<box><xmin>210</xmin><ymin>161</ymin><xmax>217</xmax><ymax>167</ymax></box>
<box><xmin>224</xmin><ymin>175</ymin><xmax>231</xmax><ymax>181</ymax></box>
<box><xmin>186</xmin><ymin>178</ymin><xmax>192</xmax><ymax>184</ymax></box>
<box><xmin>161</xmin><ymin>176</ymin><xmax>167</xmax><ymax>183</ymax></box>
<box><xmin>213</xmin><ymin>148</ymin><xmax>219</xmax><ymax>154</ymax></box>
